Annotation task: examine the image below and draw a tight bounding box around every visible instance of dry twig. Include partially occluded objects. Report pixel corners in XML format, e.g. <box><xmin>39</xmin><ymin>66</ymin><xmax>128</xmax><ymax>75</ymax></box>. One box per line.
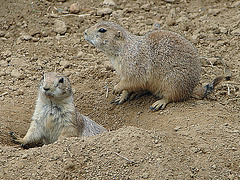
<box><xmin>0</xmin><ymin>92</ymin><xmax>8</xmax><ymax>97</ymax></box>
<box><xmin>114</xmin><ymin>152</ymin><xmax>135</xmax><ymax>163</ymax></box>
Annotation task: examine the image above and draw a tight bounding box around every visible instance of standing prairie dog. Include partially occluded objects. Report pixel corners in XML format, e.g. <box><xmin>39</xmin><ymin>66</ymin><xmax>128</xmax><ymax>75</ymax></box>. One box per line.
<box><xmin>11</xmin><ymin>72</ymin><xmax>107</xmax><ymax>148</ymax></box>
<box><xmin>85</xmin><ymin>21</ymin><xmax>222</xmax><ymax>110</ymax></box>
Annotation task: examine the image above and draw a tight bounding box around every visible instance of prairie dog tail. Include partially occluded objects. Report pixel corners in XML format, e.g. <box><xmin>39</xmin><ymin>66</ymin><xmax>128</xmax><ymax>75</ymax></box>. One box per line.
<box><xmin>192</xmin><ymin>76</ymin><xmax>224</xmax><ymax>99</ymax></box>
<box><xmin>81</xmin><ymin>114</ymin><xmax>107</xmax><ymax>137</ymax></box>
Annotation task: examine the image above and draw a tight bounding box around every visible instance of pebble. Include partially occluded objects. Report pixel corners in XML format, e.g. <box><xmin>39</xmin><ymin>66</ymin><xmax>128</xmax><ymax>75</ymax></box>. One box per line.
<box><xmin>69</xmin><ymin>3</ymin><xmax>80</xmax><ymax>14</ymax></box>
<box><xmin>174</xmin><ymin>127</ymin><xmax>181</xmax><ymax>131</ymax></box>
<box><xmin>231</xmin><ymin>28</ymin><xmax>240</xmax><ymax>35</ymax></box>
<box><xmin>0</xmin><ymin>60</ymin><xmax>8</xmax><ymax>67</ymax></box>
<box><xmin>60</xmin><ymin>60</ymin><xmax>70</xmax><ymax>68</ymax></box>
<box><xmin>208</xmin><ymin>9</ymin><xmax>221</xmax><ymax>16</ymax></box>
<box><xmin>77</xmin><ymin>51</ymin><xmax>84</xmax><ymax>57</ymax></box>
<box><xmin>103</xmin><ymin>0</ymin><xmax>116</xmax><ymax>6</ymax></box>
<box><xmin>20</xmin><ymin>34</ymin><xmax>32</xmax><ymax>41</ymax></box>
<box><xmin>211</xmin><ymin>164</ymin><xmax>217</xmax><ymax>169</ymax></box>
<box><xmin>32</xmin><ymin>37</ymin><xmax>39</xmax><ymax>42</ymax></box>
<box><xmin>230</xmin><ymin>1</ymin><xmax>240</xmax><ymax>7</ymax></box>
<box><xmin>22</xmin><ymin>154</ymin><xmax>28</xmax><ymax>159</ymax></box>
<box><xmin>0</xmin><ymin>37</ymin><xmax>7</xmax><ymax>41</ymax></box>
<box><xmin>218</xmin><ymin>27</ymin><xmax>228</xmax><ymax>34</ymax></box>
<box><xmin>141</xmin><ymin>172</ymin><xmax>149</xmax><ymax>179</ymax></box>
<box><xmin>111</xmin><ymin>10</ymin><xmax>123</xmax><ymax>18</ymax></box>
<box><xmin>153</xmin><ymin>22</ymin><xmax>161</xmax><ymax>30</ymax></box>
<box><xmin>11</xmin><ymin>69</ymin><xmax>25</xmax><ymax>80</ymax></box>
<box><xmin>2</xmin><ymin>50</ymin><xmax>12</xmax><ymax>58</ymax></box>
<box><xmin>164</xmin><ymin>0</ymin><xmax>176</xmax><ymax>2</ymax></box>
<box><xmin>0</xmin><ymin>31</ymin><xmax>6</xmax><ymax>37</ymax></box>
<box><xmin>54</xmin><ymin>20</ymin><xmax>67</xmax><ymax>35</ymax></box>
<box><xmin>96</xmin><ymin>8</ymin><xmax>113</xmax><ymax>16</ymax></box>
<box><xmin>140</xmin><ymin>4</ymin><xmax>150</xmax><ymax>11</ymax></box>
<box><xmin>4</xmin><ymin>32</ymin><xmax>12</xmax><ymax>38</ymax></box>
<box><xmin>10</xmin><ymin>57</ymin><xmax>26</xmax><ymax>67</ymax></box>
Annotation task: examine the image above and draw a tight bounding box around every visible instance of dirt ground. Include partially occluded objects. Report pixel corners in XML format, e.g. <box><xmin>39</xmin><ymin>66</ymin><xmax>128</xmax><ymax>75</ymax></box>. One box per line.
<box><xmin>0</xmin><ymin>0</ymin><xmax>239</xmax><ymax>179</ymax></box>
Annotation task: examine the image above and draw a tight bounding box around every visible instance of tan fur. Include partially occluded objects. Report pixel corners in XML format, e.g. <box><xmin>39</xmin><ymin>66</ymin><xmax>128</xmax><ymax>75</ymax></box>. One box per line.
<box><xmin>11</xmin><ymin>72</ymin><xmax>107</xmax><ymax>148</ymax></box>
<box><xmin>85</xmin><ymin>21</ymin><xmax>203</xmax><ymax>110</ymax></box>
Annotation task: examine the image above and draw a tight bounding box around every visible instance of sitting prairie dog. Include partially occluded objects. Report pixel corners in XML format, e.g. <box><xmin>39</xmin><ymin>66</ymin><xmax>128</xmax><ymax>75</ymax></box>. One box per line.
<box><xmin>85</xmin><ymin>21</ymin><xmax>222</xmax><ymax>110</ymax></box>
<box><xmin>10</xmin><ymin>72</ymin><xmax>107</xmax><ymax>148</ymax></box>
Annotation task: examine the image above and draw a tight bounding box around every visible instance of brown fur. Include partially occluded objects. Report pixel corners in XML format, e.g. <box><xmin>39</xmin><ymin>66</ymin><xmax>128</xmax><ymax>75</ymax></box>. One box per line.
<box><xmin>11</xmin><ymin>72</ymin><xmax>107</xmax><ymax>148</ymax></box>
<box><xmin>85</xmin><ymin>21</ymin><xmax>206</xmax><ymax>110</ymax></box>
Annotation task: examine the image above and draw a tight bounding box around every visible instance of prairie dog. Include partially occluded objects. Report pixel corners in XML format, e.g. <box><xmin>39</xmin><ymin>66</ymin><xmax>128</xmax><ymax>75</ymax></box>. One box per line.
<box><xmin>11</xmin><ymin>72</ymin><xmax>107</xmax><ymax>148</ymax></box>
<box><xmin>85</xmin><ymin>21</ymin><xmax>221</xmax><ymax>110</ymax></box>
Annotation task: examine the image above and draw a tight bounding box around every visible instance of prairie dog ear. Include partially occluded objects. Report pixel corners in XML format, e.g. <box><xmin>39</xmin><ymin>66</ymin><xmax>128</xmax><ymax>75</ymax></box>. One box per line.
<box><xmin>115</xmin><ymin>31</ymin><xmax>123</xmax><ymax>39</ymax></box>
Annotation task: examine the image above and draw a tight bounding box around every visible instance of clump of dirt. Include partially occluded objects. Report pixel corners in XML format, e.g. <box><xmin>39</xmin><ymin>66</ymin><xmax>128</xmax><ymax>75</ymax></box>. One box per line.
<box><xmin>0</xmin><ymin>0</ymin><xmax>239</xmax><ymax>179</ymax></box>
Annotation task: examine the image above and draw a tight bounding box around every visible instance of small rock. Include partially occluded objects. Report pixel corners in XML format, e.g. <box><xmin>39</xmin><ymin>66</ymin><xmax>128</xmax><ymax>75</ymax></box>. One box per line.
<box><xmin>0</xmin><ymin>60</ymin><xmax>8</xmax><ymax>67</ymax></box>
<box><xmin>63</xmin><ymin>70</ymin><xmax>72</xmax><ymax>77</ymax></box>
<box><xmin>191</xmin><ymin>33</ymin><xmax>200</xmax><ymax>41</ymax></box>
<box><xmin>0</xmin><ymin>31</ymin><xmax>6</xmax><ymax>37</ymax></box>
<box><xmin>111</xmin><ymin>10</ymin><xmax>124</xmax><ymax>18</ymax></box>
<box><xmin>11</xmin><ymin>69</ymin><xmax>25</xmax><ymax>80</ymax></box>
<box><xmin>201</xmin><ymin>57</ymin><xmax>212</xmax><ymax>66</ymax></box>
<box><xmin>0</xmin><ymin>71</ymin><xmax>6</xmax><ymax>76</ymax></box>
<box><xmin>165</xmin><ymin>0</ymin><xmax>175</xmax><ymax>2</ymax></box>
<box><xmin>174</xmin><ymin>126</ymin><xmax>181</xmax><ymax>131</ymax></box>
<box><xmin>64</xmin><ymin>162</ymin><xmax>75</xmax><ymax>171</ymax></box>
<box><xmin>77</xmin><ymin>51</ymin><xmax>84</xmax><ymax>57</ymax></box>
<box><xmin>2</xmin><ymin>50</ymin><xmax>12</xmax><ymax>58</ymax></box>
<box><xmin>230</xmin><ymin>1</ymin><xmax>240</xmax><ymax>8</ymax></box>
<box><xmin>18</xmin><ymin>90</ymin><xmax>24</xmax><ymax>96</ymax></box>
<box><xmin>153</xmin><ymin>22</ymin><xmax>161</xmax><ymax>30</ymax></box>
<box><xmin>60</xmin><ymin>60</ymin><xmax>70</xmax><ymax>68</ymax></box>
<box><xmin>22</xmin><ymin>154</ymin><xmax>28</xmax><ymax>159</ymax></box>
<box><xmin>164</xmin><ymin>17</ymin><xmax>175</xmax><ymax>26</ymax></box>
<box><xmin>103</xmin><ymin>0</ymin><xmax>116</xmax><ymax>6</ymax></box>
<box><xmin>146</xmin><ymin>20</ymin><xmax>153</xmax><ymax>25</ymax></box>
<box><xmin>219</xmin><ymin>27</ymin><xmax>228</xmax><ymax>34</ymax></box>
<box><xmin>176</xmin><ymin>16</ymin><xmax>189</xmax><ymax>24</ymax></box>
<box><xmin>165</xmin><ymin>9</ymin><xmax>176</xmax><ymax>26</ymax></box>
<box><xmin>54</xmin><ymin>20</ymin><xmax>67</xmax><ymax>35</ymax></box>
<box><xmin>211</xmin><ymin>164</ymin><xmax>217</xmax><ymax>169</ymax></box>
<box><xmin>0</xmin><ymin>37</ymin><xmax>7</xmax><ymax>41</ymax></box>
<box><xmin>96</xmin><ymin>8</ymin><xmax>113</xmax><ymax>16</ymax></box>
<box><xmin>16</xmin><ymin>38</ymin><xmax>22</xmax><ymax>44</ymax></box>
<box><xmin>20</xmin><ymin>34</ymin><xmax>32</xmax><ymax>41</ymax></box>
<box><xmin>208</xmin><ymin>9</ymin><xmax>221</xmax><ymax>16</ymax></box>
<box><xmin>141</xmin><ymin>172</ymin><xmax>149</xmax><ymax>179</ymax></box>
<box><xmin>209</xmin><ymin>57</ymin><xmax>223</xmax><ymax>66</ymax></box>
<box><xmin>32</xmin><ymin>37</ymin><xmax>39</xmax><ymax>42</ymax></box>
<box><xmin>69</xmin><ymin>3</ymin><xmax>80</xmax><ymax>14</ymax></box>
<box><xmin>10</xmin><ymin>57</ymin><xmax>26</xmax><ymax>67</ymax></box>
<box><xmin>49</xmin><ymin>13</ymin><xmax>58</xmax><ymax>18</ymax></box>
<box><xmin>231</xmin><ymin>28</ymin><xmax>240</xmax><ymax>35</ymax></box>
<box><xmin>4</xmin><ymin>32</ymin><xmax>12</xmax><ymax>38</ymax></box>
<box><xmin>140</xmin><ymin>4</ymin><xmax>150</xmax><ymax>11</ymax></box>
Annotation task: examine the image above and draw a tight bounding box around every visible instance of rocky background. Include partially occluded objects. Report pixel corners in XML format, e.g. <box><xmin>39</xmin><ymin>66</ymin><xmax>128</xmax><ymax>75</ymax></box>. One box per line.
<box><xmin>0</xmin><ymin>0</ymin><xmax>239</xmax><ymax>179</ymax></box>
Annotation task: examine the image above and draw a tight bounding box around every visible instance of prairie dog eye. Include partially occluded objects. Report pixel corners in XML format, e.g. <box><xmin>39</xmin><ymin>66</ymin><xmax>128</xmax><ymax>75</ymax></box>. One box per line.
<box><xmin>59</xmin><ymin>77</ymin><xmax>64</xmax><ymax>83</ymax></box>
<box><xmin>98</xmin><ymin>28</ymin><xmax>107</xmax><ymax>33</ymax></box>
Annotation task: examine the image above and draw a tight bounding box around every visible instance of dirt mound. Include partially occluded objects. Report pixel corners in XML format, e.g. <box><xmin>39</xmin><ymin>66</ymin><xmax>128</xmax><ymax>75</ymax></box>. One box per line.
<box><xmin>0</xmin><ymin>0</ymin><xmax>239</xmax><ymax>179</ymax></box>
<box><xmin>1</xmin><ymin>126</ymin><xmax>239</xmax><ymax>179</ymax></box>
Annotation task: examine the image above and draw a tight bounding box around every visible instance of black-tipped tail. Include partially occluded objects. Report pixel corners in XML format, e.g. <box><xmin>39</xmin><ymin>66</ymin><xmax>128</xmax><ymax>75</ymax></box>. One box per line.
<box><xmin>203</xmin><ymin>76</ymin><xmax>224</xmax><ymax>98</ymax></box>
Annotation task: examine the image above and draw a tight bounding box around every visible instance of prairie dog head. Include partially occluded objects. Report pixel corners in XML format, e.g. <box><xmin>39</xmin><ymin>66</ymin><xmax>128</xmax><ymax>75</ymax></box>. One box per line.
<box><xmin>40</xmin><ymin>72</ymin><xmax>72</xmax><ymax>100</ymax></box>
<box><xmin>85</xmin><ymin>21</ymin><xmax>127</xmax><ymax>56</ymax></box>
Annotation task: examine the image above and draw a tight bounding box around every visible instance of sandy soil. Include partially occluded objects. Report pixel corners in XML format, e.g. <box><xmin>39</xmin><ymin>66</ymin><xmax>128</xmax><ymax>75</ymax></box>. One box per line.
<box><xmin>0</xmin><ymin>0</ymin><xmax>239</xmax><ymax>179</ymax></box>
